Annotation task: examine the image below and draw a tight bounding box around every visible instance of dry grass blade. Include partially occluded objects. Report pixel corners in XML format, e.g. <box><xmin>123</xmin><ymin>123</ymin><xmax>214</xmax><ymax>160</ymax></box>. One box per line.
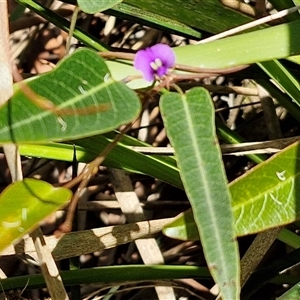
<box><xmin>0</xmin><ymin>218</ymin><xmax>174</xmax><ymax>260</ymax></box>
<box><xmin>198</xmin><ymin>5</ymin><xmax>300</xmax><ymax>44</ymax></box>
<box><xmin>109</xmin><ymin>169</ymin><xmax>176</xmax><ymax>299</ymax></box>
<box><xmin>127</xmin><ymin>136</ymin><xmax>300</xmax><ymax>155</ymax></box>
<box><xmin>0</xmin><ymin>1</ymin><xmax>22</xmax><ymax>182</ymax></box>
<box><xmin>31</xmin><ymin>228</ymin><xmax>69</xmax><ymax>300</ymax></box>
<box><xmin>0</xmin><ymin>0</ymin><xmax>13</xmax><ymax>106</ymax></box>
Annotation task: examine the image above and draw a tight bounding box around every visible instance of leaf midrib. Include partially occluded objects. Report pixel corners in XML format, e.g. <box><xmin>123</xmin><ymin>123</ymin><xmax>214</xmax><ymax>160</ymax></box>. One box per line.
<box><xmin>179</xmin><ymin>92</ymin><xmax>232</xmax><ymax>286</ymax></box>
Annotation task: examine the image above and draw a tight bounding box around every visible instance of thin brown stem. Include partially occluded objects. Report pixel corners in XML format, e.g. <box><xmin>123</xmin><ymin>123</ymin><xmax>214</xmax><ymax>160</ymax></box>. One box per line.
<box><xmin>65</xmin><ymin>6</ymin><xmax>80</xmax><ymax>55</ymax></box>
<box><xmin>98</xmin><ymin>51</ymin><xmax>249</xmax><ymax>75</ymax></box>
<box><xmin>99</xmin><ymin>51</ymin><xmax>135</xmax><ymax>60</ymax></box>
<box><xmin>175</xmin><ymin>63</ymin><xmax>249</xmax><ymax>74</ymax></box>
<box><xmin>59</xmin><ymin>123</ymin><xmax>134</xmax><ymax>233</ymax></box>
<box><xmin>14</xmin><ymin>77</ymin><xmax>110</xmax><ymax>116</ymax></box>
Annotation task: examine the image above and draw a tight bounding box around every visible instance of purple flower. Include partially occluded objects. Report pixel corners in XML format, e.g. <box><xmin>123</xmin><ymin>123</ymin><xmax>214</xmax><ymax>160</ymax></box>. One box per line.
<box><xmin>134</xmin><ymin>44</ymin><xmax>176</xmax><ymax>81</ymax></box>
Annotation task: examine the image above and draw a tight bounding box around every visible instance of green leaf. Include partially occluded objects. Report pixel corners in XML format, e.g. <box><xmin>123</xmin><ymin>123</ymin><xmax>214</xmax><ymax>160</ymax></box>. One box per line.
<box><xmin>31</xmin><ymin>131</ymin><xmax>180</xmax><ymax>186</ymax></box>
<box><xmin>160</xmin><ymin>87</ymin><xmax>240</xmax><ymax>300</ymax></box>
<box><xmin>174</xmin><ymin>20</ymin><xmax>300</xmax><ymax>69</ymax></box>
<box><xmin>124</xmin><ymin>0</ymin><xmax>254</xmax><ymax>34</ymax></box>
<box><xmin>162</xmin><ymin>209</ymin><xmax>199</xmax><ymax>242</ymax></box>
<box><xmin>232</xmin><ymin>140</ymin><xmax>300</xmax><ymax>236</ymax></box>
<box><xmin>0</xmin><ymin>179</ymin><xmax>72</xmax><ymax>252</ymax></box>
<box><xmin>17</xmin><ymin>132</ymin><xmax>183</xmax><ymax>188</ymax></box>
<box><xmin>163</xmin><ymin>141</ymin><xmax>300</xmax><ymax>240</ymax></box>
<box><xmin>77</xmin><ymin>0</ymin><xmax>123</xmax><ymax>13</ymax></box>
<box><xmin>108</xmin><ymin>2</ymin><xmax>201</xmax><ymax>38</ymax></box>
<box><xmin>15</xmin><ymin>127</ymin><xmax>183</xmax><ymax>188</ymax></box>
<box><xmin>58</xmin><ymin>0</ymin><xmax>254</xmax><ymax>33</ymax></box>
<box><xmin>0</xmin><ymin>48</ymin><xmax>141</xmax><ymax>143</ymax></box>
<box><xmin>0</xmin><ymin>265</ymin><xmax>210</xmax><ymax>291</ymax></box>
<box><xmin>75</xmin><ymin>132</ymin><xmax>183</xmax><ymax>187</ymax></box>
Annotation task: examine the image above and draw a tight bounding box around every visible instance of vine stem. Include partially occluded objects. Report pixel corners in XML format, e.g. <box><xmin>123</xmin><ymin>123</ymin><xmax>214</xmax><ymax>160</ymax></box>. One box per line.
<box><xmin>59</xmin><ymin>122</ymin><xmax>134</xmax><ymax>233</ymax></box>
<box><xmin>98</xmin><ymin>51</ymin><xmax>248</xmax><ymax>75</ymax></box>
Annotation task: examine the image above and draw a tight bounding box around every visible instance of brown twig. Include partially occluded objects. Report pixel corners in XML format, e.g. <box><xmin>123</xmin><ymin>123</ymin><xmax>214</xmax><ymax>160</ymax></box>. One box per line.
<box><xmin>59</xmin><ymin>122</ymin><xmax>134</xmax><ymax>233</ymax></box>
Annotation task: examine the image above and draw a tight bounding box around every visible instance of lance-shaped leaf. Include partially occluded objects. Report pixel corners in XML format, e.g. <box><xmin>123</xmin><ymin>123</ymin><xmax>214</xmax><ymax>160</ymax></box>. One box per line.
<box><xmin>231</xmin><ymin>141</ymin><xmax>300</xmax><ymax>236</ymax></box>
<box><xmin>0</xmin><ymin>48</ymin><xmax>141</xmax><ymax>143</ymax></box>
<box><xmin>160</xmin><ymin>87</ymin><xmax>240</xmax><ymax>300</ymax></box>
<box><xmin>163</xmin><ymin>141</ymin><xmax>300</xmax><ymax>240</ymax></box>
<box><xmin>0</xmin><ymin>179</ymin><xmax>72</xmax><ymax>252</ymax></box>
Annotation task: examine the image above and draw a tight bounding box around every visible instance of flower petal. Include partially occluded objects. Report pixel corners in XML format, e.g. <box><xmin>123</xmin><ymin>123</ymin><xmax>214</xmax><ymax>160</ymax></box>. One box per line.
<box><xmin>134</xmin><ymin>44</ymin><xmax>176</xmax><ymax>81</ymax></box>
<box><xmin>134</xmin><ymin>49</ymin><xmax>155</xmax><ymax>81</ymax></box>
<box><xmin>150</xmin><ymin>44</ymin><xmax>175</xmax><ymax>68</ymax></box>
